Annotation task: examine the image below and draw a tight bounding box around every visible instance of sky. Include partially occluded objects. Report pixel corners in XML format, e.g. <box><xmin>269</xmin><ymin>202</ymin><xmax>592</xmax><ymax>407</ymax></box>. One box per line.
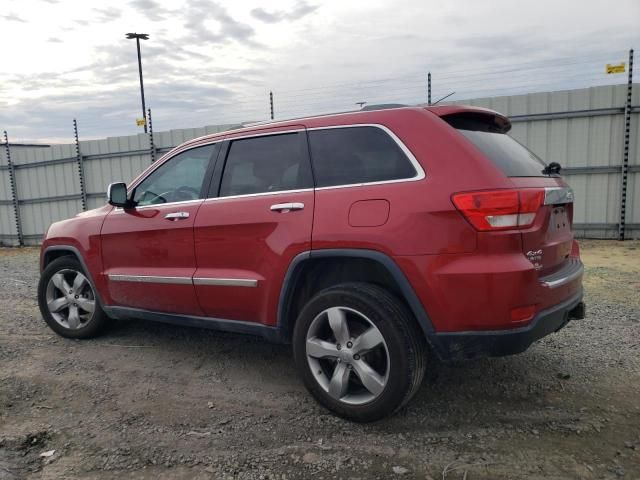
<box><xmin>0</xmin><ymin>0</ymin><xmax>638</xmax><ymax>142</ymax></box>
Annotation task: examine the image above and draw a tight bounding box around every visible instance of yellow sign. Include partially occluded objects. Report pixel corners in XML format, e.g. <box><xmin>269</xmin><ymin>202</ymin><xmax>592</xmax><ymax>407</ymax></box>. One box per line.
<box><xmin>136</xmin><ymin>118</ymin><xmax>146</xmax><ymax>126</ymax></box>
<box><xmin>606</xmin><ymin>63</ymin><xmax>626</xmax><ymax>74</ymax></box>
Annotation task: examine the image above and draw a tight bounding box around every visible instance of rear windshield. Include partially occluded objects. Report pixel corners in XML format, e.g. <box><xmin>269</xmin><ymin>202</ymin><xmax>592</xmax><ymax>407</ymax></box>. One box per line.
<box><xmin>457</xmin><ymin>129</ymin><xmax>547</xmax><ymax>177</ymax></box>
<box><xmin>443</xmin><ymin>113</ymin><xmax>548</xmax><ymax>177</ymax></box>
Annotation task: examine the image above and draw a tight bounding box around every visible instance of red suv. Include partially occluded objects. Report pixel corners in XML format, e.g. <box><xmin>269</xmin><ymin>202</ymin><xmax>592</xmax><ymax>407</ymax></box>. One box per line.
<box><xmin>38</xmin><ymin>106</ymin><xmax>585</xmax><ymax>421</ymax></box>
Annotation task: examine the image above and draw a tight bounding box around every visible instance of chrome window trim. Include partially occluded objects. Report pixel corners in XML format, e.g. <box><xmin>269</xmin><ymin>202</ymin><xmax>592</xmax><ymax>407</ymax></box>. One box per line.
<box><xmin>108</xmin><ymin>274</ymin><xmax>193</xmax><ymax>285</ymax></box>
<box><xmin>204</xmin><ymin>123</ymin><xmax>425</xmax><ymax>202</ymax></box>
<box><xmin>113</xmin><ymin>198</ymin><xmax>203</xmax><ymax>213</ymax></box>
<box><xmin>126</xmin><ymin>142</ymin><xmax>221</xmax><ymax>193</ymax></box>
<box><xmin>193</xmin><ymin>278</ymin><xmax>258</xmax><ymax>287</ymax></box>
<box><xmin>306</xmin><ymin>123</ymin><xmax>426</xmax><ymax>187</ymax></box>
<box><xmin>119</xmin><ymin>123</ymin><xmax>426</xmax><ymax>206</ymax></box>
<box><xmin>203</xmin><ymin>188</ymin><xmax>313</xmax><ymax>203</ymax></box>
<box><xmin>216</xmin><ymin>129</ymin><xmax>312</xmax><ymax>199</ymax></box>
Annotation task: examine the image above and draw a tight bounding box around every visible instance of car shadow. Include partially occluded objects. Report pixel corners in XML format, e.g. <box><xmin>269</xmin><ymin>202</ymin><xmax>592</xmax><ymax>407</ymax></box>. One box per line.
<box><xmin>100</xmin><ymin>317</ymin><xmax>581</xmax><ymax>429</ymax></box>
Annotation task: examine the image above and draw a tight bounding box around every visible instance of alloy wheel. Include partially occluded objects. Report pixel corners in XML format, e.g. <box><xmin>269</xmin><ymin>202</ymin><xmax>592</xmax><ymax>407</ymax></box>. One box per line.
<box><xmin>45</xmin><ymin>269</ymin><xmax>96</xmax><ymax>330</ymax></box>
<box><xmin>305</xmin><ymin>306</ymin><xmax>390</xmax><ymax>405</ymax></box>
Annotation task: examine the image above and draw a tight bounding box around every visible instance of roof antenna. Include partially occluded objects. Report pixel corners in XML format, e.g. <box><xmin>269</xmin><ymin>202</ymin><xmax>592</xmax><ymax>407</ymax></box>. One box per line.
<box><xmin>432</xmin><ymin>91</ymin><xmax>455</xmax><ymax>105</ymax></box>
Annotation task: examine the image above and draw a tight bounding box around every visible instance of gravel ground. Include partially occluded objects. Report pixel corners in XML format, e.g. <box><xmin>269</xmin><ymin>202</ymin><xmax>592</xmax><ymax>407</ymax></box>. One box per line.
<box><xmin>0</xmin><ymin>240</ymin><xmax>639</xmax><ymax>480</ymax></box>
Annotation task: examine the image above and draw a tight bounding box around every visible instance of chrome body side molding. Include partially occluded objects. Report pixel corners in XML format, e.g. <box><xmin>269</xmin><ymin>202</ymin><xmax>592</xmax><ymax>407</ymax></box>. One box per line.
<box><xmin>193</xmin><ymin>278</ymin><xmax>258</xmax><ymax>287</ymax></box>
<box><xmin>108</xmin><ymin>274</ymin><xmax>258</xmax><ymax>287</ymax></box>
<box><xmin>108</xmin><ymin>274</ymin><xmax>193</xmax><ymax>285</ymax></box>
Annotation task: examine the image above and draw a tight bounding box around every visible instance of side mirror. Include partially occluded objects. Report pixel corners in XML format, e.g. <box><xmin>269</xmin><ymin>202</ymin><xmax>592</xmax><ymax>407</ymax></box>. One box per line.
<box><xmin>107</xmin><ymin>182</ymin><xmax>132</xmax><ymax>208</ymax></box>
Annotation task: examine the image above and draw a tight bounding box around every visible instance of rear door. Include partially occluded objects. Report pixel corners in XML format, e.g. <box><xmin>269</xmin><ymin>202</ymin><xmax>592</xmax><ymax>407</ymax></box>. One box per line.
<box><xmin>192</xmin><ymin>128</ymin><xmax>314</xmax><ymax>325</ymax></box>
<box><xmin>101</xmin><ymin>144</ymin><xmax>219</xmax><ymax>314</ymax></box>
<box><xmin>455</xmin><ymin>125</ymin><xmax>574</xmax><ymax>275</ymax></box>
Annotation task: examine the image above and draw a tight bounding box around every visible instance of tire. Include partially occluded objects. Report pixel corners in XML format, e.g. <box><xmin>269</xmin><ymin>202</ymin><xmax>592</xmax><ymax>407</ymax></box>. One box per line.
<box><xmin>37</xmin><ymin>255</ymin><xmax>111</xmax><ymax>339</ymax></box>
<box><xmin>293</xmin><ymin>282</ymin><xmax>427</xmax><ymax>422</ymax></box>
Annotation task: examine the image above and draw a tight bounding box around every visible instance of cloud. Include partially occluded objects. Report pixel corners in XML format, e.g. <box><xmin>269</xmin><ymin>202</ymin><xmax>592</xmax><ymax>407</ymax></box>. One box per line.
<box><xmin>251</xmin><ymin>1</ymin><xmax>318</xmax><ymax>23</ymax></box>
<box><xmin>93</xmin><ymin>7</ymin><xmax>122</xmax><ymax>22</ymax></box>
<box><xmin>2</xmin><ymin>13</ymin><xmax>27</xmax><ymax>23</ymax></box>
<box><xmin>0</xmin><ymin>75</ymin><xmax>253</xmax><ymax>142</ymax></box>
<box><xmin>250</xmin><ymin>9</ymin><xmax>279</xmax><ymax>23</ymax></box>
<box><xmin>129</xmin><ymin>0</ymin><xmax>171</xmax><ymax>22</ymax></box>
<box><xmin>454</xmin><ymin>34</ymin><xmax>539</xmax><ymax>58</ymax></box>
<box><xmin>2</xmin><ymin>0</ymin><xmax>639</xmax><ymax>142</ymax></box>
<box><xmin>183</xmin><ymin>0</ymin><xmax>257</xmax><ymax>46</ymax></box>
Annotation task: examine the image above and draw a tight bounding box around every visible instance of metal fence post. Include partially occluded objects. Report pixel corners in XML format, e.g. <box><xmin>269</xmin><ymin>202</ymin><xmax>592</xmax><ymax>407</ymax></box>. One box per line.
<box><xmin>3</xmin><ymin>130</ymin><xmax>23</xmax><ymax>246</ymax></box>
<box><xmin>427</xmin><ymin>72</ymin><xmax>432</xmax><ymax>106</ymax></box>
<box><xmin>73</xmin><ymin>119</ymin><xmax>87</xmax><ymax>211</ymax></box>
<box><xmin>148</xmin><ymin>108</ymin><xmax>156</xmax><ymax>162</ymax></box>
<box><xmin>270</xmin><ymin>91</ymin><xmax>274</xmax><ymax>120</ymax></box>
<box><xmin>619</xmin><ymin>48</ymin><xmax>634</xmax><ymax>241</ymax></box>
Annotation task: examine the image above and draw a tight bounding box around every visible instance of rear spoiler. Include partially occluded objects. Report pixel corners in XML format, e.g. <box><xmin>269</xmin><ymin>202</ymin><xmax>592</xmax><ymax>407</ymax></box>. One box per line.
<box><xmin>426</xmin><ymin>105</ymin><xmax>512</xmax><ymax>134</ymax></box>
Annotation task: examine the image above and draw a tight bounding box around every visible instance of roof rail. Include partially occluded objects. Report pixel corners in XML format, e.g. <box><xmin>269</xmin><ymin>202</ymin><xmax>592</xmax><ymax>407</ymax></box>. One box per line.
<box><xmin>360</xmin><ymin>103</ymin><xmax>409</xmax><ymax>111</ymax></box>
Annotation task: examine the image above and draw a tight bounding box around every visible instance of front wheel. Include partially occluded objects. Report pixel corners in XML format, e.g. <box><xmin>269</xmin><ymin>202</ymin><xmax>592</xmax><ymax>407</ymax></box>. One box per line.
<box><xmin>38</xmin><ymin>256</ymin><xmax>111</xmax><ymax>339</ymax></box>
<box><xmin>293</xmin><ymin>283</ymin><xmax>427</xmax><ymax>422</ymax></box>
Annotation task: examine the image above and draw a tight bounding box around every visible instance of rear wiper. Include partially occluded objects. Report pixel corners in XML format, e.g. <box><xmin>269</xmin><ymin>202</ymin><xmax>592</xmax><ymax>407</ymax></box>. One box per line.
<box><xmin>542</xmin><ymin>162</ymin><xmax>562</xmax><ymax>175</ymax></box>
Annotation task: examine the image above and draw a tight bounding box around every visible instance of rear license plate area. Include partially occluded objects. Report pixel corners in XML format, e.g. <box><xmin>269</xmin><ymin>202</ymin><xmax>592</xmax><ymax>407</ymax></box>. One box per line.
<box><xmin>550</xmin><ymin>206</ymin><xmax>570</xmax><ymax>233</ymax></box>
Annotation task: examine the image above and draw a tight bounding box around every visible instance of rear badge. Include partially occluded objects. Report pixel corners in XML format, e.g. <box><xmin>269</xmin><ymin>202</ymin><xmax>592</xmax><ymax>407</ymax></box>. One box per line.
<box><xmin>526</xmin><ymin>249</ymin><xmax>543</xmax><ymax>270</ymax></box>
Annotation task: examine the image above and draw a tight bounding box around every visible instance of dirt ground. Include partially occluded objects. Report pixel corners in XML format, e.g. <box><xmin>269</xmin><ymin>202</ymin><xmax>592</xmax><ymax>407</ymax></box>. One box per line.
<box><xmin>0</xmin><ymin>241</ymin><xmax>639</xmax><ymax>480</ymax></box>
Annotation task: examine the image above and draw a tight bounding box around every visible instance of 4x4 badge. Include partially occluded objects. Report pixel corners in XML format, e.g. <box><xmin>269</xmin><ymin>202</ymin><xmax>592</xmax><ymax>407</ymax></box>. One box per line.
<box><xmin>526</xmin><ymin>249</ymin><xmax>543</xmax><ymax>270</ymax></box>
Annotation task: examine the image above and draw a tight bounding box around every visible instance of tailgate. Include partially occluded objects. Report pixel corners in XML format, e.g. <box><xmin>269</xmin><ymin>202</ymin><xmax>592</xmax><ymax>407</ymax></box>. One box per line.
<box><xmin>441</xmin><ymin>111</ymin><xmax>577</xmax><ymax>277</ymax></box>
<box><xmin>511</xmin><ymin>178</ymin><xmax>575</xmax><ymax>276</ymax></box>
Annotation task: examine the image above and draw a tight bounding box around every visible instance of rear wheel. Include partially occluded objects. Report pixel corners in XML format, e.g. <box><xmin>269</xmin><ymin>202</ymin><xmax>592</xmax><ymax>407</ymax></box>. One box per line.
<box><xmin>38</xmin><ymin>256</ymin><xmax>111</xmax><ymax>338</ymax></box>
<box><xmin>293</xmin><ymin>283</ymin><xmax>427</xmax><ymax>422</ymax></box>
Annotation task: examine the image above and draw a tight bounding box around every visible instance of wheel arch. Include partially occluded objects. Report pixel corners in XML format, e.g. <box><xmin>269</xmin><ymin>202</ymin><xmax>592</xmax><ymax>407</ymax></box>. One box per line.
<box><xmin>277</xmin><ymin>249</ymin><xmax>435</xmax><ymax>343</ymax></box>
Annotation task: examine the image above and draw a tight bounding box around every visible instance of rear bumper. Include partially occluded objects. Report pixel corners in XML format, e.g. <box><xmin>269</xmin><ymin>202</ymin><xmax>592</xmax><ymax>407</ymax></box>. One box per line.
<box><xmin>540</xmin><ymin>258</ymin><xmax>583</xmax><ymax>289</ymax></box>
<box><xmin>396</xmin><ymin>251</ymin><xmax>584</xmax><ymax>333</ymax></box>
<box><xmin>431</xmin><ymin>289</ymin><xmax>584</xmax><ymax>360</ymax></box>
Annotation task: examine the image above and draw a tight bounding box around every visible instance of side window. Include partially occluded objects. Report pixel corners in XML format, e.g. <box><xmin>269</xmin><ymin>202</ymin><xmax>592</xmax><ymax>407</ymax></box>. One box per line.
<box><xmin>133</xmin><ymin>144</ymin><xmax>215</xmax><ymax>206</ymax></box>
<box><xmin>219</xmin><ymin>132</ymin><xmax>312</xmax><ymax>197</ymax></box>
<box><xmin>308</xmin><ymin>126</ymin><xmax>417</xmax><ymax>187</ymax></box>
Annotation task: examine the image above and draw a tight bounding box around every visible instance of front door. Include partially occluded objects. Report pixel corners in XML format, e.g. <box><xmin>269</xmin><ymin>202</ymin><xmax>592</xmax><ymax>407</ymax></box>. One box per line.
<box><xmin>193</xmin><ymin>128</ymin><xmax>314</xmax><ymax>325</ymax></box>
<box><xmin>101</xmin><ymin>143</ymin><xmax>218</xmax><ymax>315</ymax></box>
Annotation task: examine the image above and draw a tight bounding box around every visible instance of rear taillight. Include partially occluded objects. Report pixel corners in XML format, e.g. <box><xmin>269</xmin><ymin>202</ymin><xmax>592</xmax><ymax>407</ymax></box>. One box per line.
<box><xmin>452</xmin><ymin>188</ymin><xmax>545</xmax><ymax>231</ymax></box>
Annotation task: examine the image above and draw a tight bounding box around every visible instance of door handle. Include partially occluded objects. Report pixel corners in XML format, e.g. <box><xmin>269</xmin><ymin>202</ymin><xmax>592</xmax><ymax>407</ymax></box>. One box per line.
<box><xmin>270</xmin><ymin>202</ymin><xmax>304</xmax><ymax>212</ymax></box>
<box><xmin>164</xmin><ymin>211</ymin><xmax>190</xmax><ymax>220</ymax></box>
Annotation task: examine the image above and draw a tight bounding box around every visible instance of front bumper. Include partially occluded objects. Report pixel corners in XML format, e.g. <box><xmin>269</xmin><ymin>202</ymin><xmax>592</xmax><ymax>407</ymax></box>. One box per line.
<box><xmin>431</xmin><ymin>289</ymin><xmax>585</xmax><ymax>361</ymax></box>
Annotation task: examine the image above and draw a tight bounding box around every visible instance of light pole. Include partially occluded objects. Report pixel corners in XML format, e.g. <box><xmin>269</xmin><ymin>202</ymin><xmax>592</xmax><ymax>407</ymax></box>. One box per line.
<box><xmin>126</xmin><ymin>33</ymin><xmax>149</xmax><ymax>133</ymax></box>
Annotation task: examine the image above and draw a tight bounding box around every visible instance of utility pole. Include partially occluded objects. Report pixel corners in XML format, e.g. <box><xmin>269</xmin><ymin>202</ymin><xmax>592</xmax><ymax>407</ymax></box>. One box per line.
<box><xmin>427</xmin><ymin>72</ymin><xmax>431</xmax><ymax>106</ymax></box>
<box><xmin>126</xmin><ymin>33</ymin><xmax>150</xmax><ymax>133</ymax></box>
